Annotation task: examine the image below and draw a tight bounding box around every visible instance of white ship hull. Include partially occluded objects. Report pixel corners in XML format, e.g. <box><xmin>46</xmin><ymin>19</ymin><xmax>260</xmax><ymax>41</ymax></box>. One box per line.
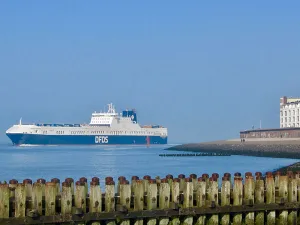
<box><xmin>6</xmin><ymin>103</ymin><xmax>168</xmax><ymax>146</ymax></box>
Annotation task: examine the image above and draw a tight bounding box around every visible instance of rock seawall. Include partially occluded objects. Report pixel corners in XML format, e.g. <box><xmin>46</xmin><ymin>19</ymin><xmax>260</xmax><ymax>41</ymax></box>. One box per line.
<box><xmin>166</xmin><ymin>139</ymin><xmax>300</xmax><ymax>159</ymax></box>
<box><xmin>273</xmin><ymin>162</ymin><xmax>300</xmax><ymax>174</ymax></box>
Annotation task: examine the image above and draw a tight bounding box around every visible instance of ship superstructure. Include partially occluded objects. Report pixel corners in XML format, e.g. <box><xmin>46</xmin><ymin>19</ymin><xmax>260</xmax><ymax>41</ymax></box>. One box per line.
<box><xmin>6</xmin><ymin>103</ymin><xmax>168</xmax><ymax>146</ymax></box>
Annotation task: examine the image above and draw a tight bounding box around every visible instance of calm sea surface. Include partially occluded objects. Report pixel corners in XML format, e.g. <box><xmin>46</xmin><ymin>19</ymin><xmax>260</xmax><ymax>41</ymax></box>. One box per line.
<box><xmin>0</xmin><ymin>143</ymin><xmax>298</xmax><ymax>188</ymax></box>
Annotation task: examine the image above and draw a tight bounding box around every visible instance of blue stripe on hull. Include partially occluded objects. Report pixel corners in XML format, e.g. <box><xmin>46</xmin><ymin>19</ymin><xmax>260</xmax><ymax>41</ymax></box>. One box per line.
<box><xmin>6</xmin><ymin>134</ymin><xmax>168</xmax><ymax>145</ymax></box>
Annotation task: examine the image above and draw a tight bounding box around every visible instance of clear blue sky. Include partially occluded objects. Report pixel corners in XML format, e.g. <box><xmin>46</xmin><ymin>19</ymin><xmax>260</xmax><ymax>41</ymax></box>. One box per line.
<box><xmin>1</xmin><ymin>1</ymin><xmax>300</xmax><ymax>144</ymax></box>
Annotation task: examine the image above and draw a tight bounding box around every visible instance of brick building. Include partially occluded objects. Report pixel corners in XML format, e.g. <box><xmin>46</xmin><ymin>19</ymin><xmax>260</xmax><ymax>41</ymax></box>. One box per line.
<box><xmin>240</xmin><ymin>127</ymin><xmax>300</xmax><ymax>139</ymax></box>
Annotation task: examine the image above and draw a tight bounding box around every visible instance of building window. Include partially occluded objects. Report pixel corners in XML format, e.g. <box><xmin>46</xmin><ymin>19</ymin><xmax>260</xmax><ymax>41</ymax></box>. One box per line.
<box><xmin>285</xmin><ymin>111</ymin><xmax>287</xmax><ymax>116</ymax></box>
<box><xmin>293</xmin><ymin>110</ymin><xmax>295</xmax><ymax>115</ymax></box>
<box><xmin>289</xmin><ymin>117</ymin><xmax>291</xmax><ymax>122</ymax></box>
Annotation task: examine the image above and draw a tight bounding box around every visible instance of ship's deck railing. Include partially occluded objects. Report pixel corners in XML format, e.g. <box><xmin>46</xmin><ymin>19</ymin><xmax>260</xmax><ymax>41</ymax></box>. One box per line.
<box><xmin>35</xmin><ymin>123</ymin><xmax>82</xmax><ymax>127</ymax></box>
<box><xmin>142</xmin><ymin>125</ymin><xmax>165</xmax><ymax>128</ymax></box>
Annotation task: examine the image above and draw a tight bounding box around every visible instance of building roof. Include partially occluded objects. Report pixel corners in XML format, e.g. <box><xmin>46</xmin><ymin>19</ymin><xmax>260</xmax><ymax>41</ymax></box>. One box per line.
<box><xmin>240</xmin><ymin>127</ymin><xmax>300</xmax><ymax>133</ymax></box>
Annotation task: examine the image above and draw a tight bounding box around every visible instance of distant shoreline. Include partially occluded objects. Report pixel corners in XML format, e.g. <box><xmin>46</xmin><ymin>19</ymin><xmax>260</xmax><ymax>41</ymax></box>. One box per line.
<box><xmin>166</xmin><ymin>138</ymin><xmax>300</xmax><ymax>159</ymax></box>
<box><xmin>272</xmin><ymin>162</ymin><xmax>300</xmax><ymax>175</ymax></box>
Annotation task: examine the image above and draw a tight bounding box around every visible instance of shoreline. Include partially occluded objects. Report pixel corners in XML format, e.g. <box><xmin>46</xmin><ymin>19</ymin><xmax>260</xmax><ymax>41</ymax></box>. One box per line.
<box><xmin>272</xmin><ymin>162</ymin><xmax>300</xmax><ymax>175</ymax></box>
<box><xmin>166</xmin><ymin>138</ymin><xmax>300</xmax><ymax>159</ymax></box>
<box><xmin>167</xmin><ymin>138</ymin><xmax>300</xmax><ymax>175</ymax></box>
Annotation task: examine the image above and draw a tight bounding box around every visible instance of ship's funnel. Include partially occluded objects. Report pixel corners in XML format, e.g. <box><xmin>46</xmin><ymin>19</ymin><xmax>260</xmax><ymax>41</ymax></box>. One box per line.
<box><xmin>122</xmin><ymin>110</ymin><xmax>137</xmax><ymax>123</ymax></box>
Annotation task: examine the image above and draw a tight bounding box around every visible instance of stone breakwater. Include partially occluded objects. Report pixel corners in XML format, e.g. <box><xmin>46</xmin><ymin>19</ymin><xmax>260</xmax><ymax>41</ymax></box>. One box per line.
<box><xmin>166</xmin><ymin>139</ymin><xmax>300</xmax><ymax>159</ymax></box>
<box><xmin>274</xmin><ymin>162</ymin><xmax>300</xmax><ymax>174</ymax></box>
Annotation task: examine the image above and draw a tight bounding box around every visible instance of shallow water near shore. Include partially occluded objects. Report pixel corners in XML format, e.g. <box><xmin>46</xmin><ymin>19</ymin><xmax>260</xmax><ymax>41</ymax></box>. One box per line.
<box><xmin>0</xmin><ymin>143</ymin><xmax>298</xmax><ymax>188</ymax></box>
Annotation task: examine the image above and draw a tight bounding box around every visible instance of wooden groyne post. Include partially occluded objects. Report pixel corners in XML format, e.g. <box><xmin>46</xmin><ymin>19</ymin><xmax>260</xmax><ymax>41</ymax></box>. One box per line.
<box><xmin>1</xmin><ymin>171</ymin><xmax>300</xmax><ymax>224</ymax></box>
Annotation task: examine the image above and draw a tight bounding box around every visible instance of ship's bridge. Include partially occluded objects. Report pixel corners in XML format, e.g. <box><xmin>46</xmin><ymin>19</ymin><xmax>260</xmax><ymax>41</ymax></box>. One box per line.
<box><xmin>90</xmin><ymin>103</ymin><xmax>118</xmax><ymax>125</ymax></box>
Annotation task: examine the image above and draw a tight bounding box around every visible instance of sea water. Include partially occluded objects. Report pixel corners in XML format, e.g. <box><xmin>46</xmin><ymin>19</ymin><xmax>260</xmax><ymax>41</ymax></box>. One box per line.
<box><xmin>0</xmin><ymin>143</ymin><xmax>298</xmax><ymax>188</ymax></box>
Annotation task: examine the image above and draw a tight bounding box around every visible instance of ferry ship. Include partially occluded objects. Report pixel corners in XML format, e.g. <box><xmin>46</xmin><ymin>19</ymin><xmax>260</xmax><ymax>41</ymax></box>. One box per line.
<box><xmin>6</xmin><ymin>103</ymin><xmax>168</xmax><ymax>146</ymax></box>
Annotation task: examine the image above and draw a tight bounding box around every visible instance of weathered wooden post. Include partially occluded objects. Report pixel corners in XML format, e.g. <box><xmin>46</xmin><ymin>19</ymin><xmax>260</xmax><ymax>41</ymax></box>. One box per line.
<box><xmin>277</xmin><ymin>174</ymin><xmax>288</xmax><ymax>224</ymax></box>
<box><xmin>90</xmin><ymin>178</ymin><xmax>102</xmax><ymax>225</ymax></box>
<box><xmin>79</xmin><ymin>177</ymin><xmax>88</xmax><ymax>196</ymax></box>
<box><xmin>274</xmin><ymin>171</ymin><xmax>280</xmax><ymax>189</ymax></box>
<box><xmin>221</xmin><ymin>175</ymin><xmax>231</xmax><ymax>225</ymax></box>
<box><xmin>23</xmin><ymin>179</ymin><xmax>33</xmax><ymax>213</ymax></box>
<box><xmin>61</xmin><ymin>181</ymin><xmax>72</xmax><ymax>215</ymax></box>
<box><xmin>212</xmin><ymin>173</ymin><xmax>219</xmax><ymax>184</ymax></box>
<box><xmin>171</xmin><ymin>178</ymin><xmax>180</xmax><ymax>203</ymax></box>
<box><xmin>51</xmin><ymin>178</ymin><xmax>60</xmax><ymax>195</ymax></box>
<box><xmin>74</xmin><ymin>181</ymin><xmax>86</xmax><ymax>225</ymax></box>
<box><xmin>8</xmin><ymin>179</ymin><xmax>18</xmax><ymax>198</ymax></box>
<box><xmin>0</xmin><ymin>183</ymin><xmax>9</xmax><ymax>219</ymax></box>
<box><xmin>166</xmin><ymin>174</ymin><xmax>173</xmax><ymax>193</ymax></box>
<box><xmin>90</xmin><ymin>177</ymin><xmax>101</xmax><ymax>211</ymax></box>
<box><xmin>265</xmin><ymin>172</ymin><xmax>275</xmax><ymax>225</ymax></box>
<box><xmin>196</xmin><ymin>177</ymin><xmax>206</xmax><ymax>225</ymax></box>
<box><xmin>190</xmin><ymin>173</ymin><xmax>197</xmax><ymax>212</ymax></box>
<box><xmin>131</xmin><ymin>176</ymin><xmax>139</xmax><ymax>194</ymax></box>
<box><xmin>169</xmin><ymin>178</ymin><xmax>180</xmax><ymax>225</ymax></box>
<box><xmin>156</xmin><ymin>176</ymin><xmax>161</xmax><ymax>189</ymax></box>
<box><xmin>37</xmin><ymin>178</ymin><xmax>46</xmax><ymax>196</ymax></box>
<box><xmin>244</xmin><ymin>172</ymin><xmax>254</xmax><ymax>225</ymax></box>
<box><xmin>182</xmin><ymin>178</ymin><xmax>193</xmax><ymax>225</ymax></box>
<box><xmin>233</xmin><ymin>173</ymin><xmax>243</xmax><ymax>225</ymax></box>
<box><xmin>23</xmin><ymin>179</ymin><xmax>33</xmax><ymax>198</ymax></box>
<box><xmin>65</xmin><ymin>178</ymin><xmax>74</xmax><ymax>195</ymax></box>
<box><xmin>75</xmin><ymin>180</ymin><xmax>87</xmax><ymax>215</ymax></box>
<box><xmin>190</xmin><ymin>174</ymin><xmax>197</xmax><ymax>191</ymax></box>
<box><xmin>223</xmin><ymin>172</ymin><xmax>231</xmax><ymax>182</ymax></box>
<box><xmin>120</xmin><ymin>179</ymin><xmax>131</xmax><ymax>225</ymax></box>
<box><xmin>254</xmin><ymin>172</ymin><xmax>264</xmax><ymax>225</ymax></box>
<box><xmin>15</xmin><ymin>183</ymin><xmax>26</xmax><ymax>218</ymax></box>
<box><xmin>296</xmin><ymin>171</ymin><xmax>300</xmax><ymax>197</ymax></box>
<box><xmin>45</xmin><ymin>182</ymin><xmax>56</xmax><ymax>216</ymax></box>
<box><xmin>92</xmin><ymin>177</ymin><xmax>100</xmax><ymax>183</ymax></box>
<box><xmin>143</xmin><ymin>175</ymin><xmax>151</xmax><ymax>194</ymax></box>
<box><xmin>105</xmin><ymin>177</ymin><xmax>116</xmax><ymax>225</ymax></box>
<box><xmin>159</xmin><ymin>179</ymin><xmax>170</xmax><ymax>225</ymax></box>
<box><xmin>296</xmin><ymin>171</ymin><xmax>300</xmax><ymax>222</ymax></box>
<box><xmin>147</xmin><ymin>179</ymin><xmax>157</xmax><ymax>225</ymax></box>
<box><xmin>287</xmin><ymin>172</ymin><xmax>297</xmax><ymax>224</ymax></box>
<box><xmin>202</xmin><ymin>174</ymin><xmax>210</xmax><ymax>188</ymax></box>
<box><xmin>134</xmin><ymin>179</ymin><xmax>144</xmax><ymax>225</ymax></box>
<box><xmin>178</xmin><ymin>174</ymin><xmax>185</xmax><ymax>192</ymax></box>
<box><xmin>183</xmin><ymin>178</ymin><xmax>193</xmax><ymax>208</ymax></box>
<box><xmin>32</xmin><ymin>182</ymin><xmax>43</xmax><ymax>216</ymax></box>
<box><xmin>118</xmin><ymin>176</ymin><xmax>126</xmax><ymax>194</ymax></box>
<box><xmin>207</xmin><ymin>176</ymin><xmax>218</xmax><ymax>225</ymax></box>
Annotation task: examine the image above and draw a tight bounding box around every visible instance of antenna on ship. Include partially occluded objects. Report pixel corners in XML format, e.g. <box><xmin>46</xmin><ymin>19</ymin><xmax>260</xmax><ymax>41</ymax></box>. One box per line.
<box><xmin>19</xmin><ymin>118</ymin><xmax>22</xmax><ymax>125</ymax></box>
<box><xmin>107</xmin><ymin>103</ymin><xmax>116</xmax><ymax>114</ymax></box>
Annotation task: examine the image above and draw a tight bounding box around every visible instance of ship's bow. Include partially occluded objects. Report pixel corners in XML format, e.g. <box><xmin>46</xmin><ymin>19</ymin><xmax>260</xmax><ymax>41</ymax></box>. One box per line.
<box><xmin>6</xmin><ymin>126</ymin><xmax>24</xmax><ymax>145</ymax></box>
